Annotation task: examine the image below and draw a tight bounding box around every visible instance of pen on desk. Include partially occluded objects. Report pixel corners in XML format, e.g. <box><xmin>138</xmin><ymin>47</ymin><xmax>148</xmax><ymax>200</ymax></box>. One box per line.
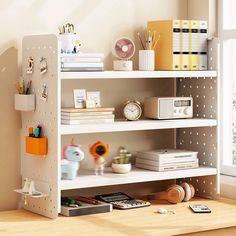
<box><xmin>77</xmin><ymin>196</ymin><xmax>99</xmax><ymax>205</ymax></box>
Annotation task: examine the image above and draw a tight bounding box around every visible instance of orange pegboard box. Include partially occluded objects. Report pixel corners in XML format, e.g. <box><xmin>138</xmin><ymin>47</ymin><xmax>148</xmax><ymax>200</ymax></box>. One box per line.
<box><xmin>26</xmin><ymin>137</ymin><xmax>48</xmax><ymax>155</ymax></box>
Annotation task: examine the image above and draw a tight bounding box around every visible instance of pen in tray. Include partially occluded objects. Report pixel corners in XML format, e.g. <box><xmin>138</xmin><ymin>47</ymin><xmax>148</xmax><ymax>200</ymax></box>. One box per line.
<box><xmin>76</xmin><ymin>196</ymin><xmax>100</xmax><ymax>205</ymax></box>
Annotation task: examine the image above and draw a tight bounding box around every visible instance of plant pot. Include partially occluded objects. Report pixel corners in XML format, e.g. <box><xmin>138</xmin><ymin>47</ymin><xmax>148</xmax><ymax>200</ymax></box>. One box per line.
<box><xmin>112</xmin><ymin>163</ymin><xmax>131</xmax><ymax>174</ymax></box>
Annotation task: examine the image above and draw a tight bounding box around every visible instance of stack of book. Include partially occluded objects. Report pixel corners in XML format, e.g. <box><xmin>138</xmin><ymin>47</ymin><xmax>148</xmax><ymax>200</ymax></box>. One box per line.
<box><xmin>136</xmin><ymin>149</ymin><xmax>199</xmax><ymax>171</ymax></box>
<box><xmin>61</xmin><ymin>107</ymin><xmax>115</xmax><ymax>125</ymax></box>
<box><xmin>61</xmin><ymin>53</ymin><xmax>104</xmax><ymax>72</ymax></box>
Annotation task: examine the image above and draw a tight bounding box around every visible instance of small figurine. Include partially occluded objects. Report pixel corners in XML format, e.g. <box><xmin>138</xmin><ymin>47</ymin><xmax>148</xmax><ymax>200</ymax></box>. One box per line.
<box><xmin>61</xmin><ymin>139</ymin><xmax>84</xmax><ymax>180</ymax></box>
<box><xmin>58</xmin><ymin>23</ymin><xmax>82</xmax><ymax>54</ymax></box>
<box><xmin>90</xmin><ymin>141</ymin><xmax>109</xmax><ymax>175</ymax></box>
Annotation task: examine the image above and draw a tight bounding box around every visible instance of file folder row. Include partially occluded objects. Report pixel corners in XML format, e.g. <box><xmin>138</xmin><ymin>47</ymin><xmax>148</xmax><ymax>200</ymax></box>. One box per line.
<box><xmin>148</xmin><ymin>20</ymin><xmax>208</xmax><ymax>70</ymax></box>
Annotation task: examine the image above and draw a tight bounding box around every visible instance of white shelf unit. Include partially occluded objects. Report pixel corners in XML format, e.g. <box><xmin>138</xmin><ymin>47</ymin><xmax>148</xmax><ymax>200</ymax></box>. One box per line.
<box><xmin>20</xmin><ymin>35</ymin><xmax>219</xmax><ymax>218</ymax></box>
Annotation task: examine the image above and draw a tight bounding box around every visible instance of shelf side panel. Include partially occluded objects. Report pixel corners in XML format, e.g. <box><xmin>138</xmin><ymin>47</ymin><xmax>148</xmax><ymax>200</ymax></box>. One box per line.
<box><xmin>21</xmin><ymin>34</ymin><xmax>60</xmax><ymax>218</ymax></box>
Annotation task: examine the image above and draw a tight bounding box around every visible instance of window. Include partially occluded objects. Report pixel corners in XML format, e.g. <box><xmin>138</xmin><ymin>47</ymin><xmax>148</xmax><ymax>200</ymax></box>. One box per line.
<box><xmin>219</xmin><ymin>0</ymin><xmax>236</xmax><ymax>176</ymax></box>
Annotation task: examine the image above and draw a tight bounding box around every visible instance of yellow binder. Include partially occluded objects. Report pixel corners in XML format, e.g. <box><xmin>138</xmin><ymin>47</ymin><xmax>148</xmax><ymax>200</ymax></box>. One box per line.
<box><xmin>180</xmin><ymin>20</ymin><xmax>190</xmax><ymax>70</ymax></box>
<box><xmin>147</xmin><ymin>20</ymin><xmax>181</xmax><ymax>70</ymax></box>
<box><xmin>189</xmin><ymin>20</ymin><xmax>199</xmax><ymax>70</ymax></box>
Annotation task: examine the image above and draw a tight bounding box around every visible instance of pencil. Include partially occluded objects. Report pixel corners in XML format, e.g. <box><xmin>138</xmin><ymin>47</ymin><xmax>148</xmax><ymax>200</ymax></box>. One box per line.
<box><xmin>77</xmin><ymin>196</ymin><xmax>99</xmax><ymax>205</ymax></box>
<box><xmin>137</xmin><ymin>32</ymin><xmax>145</xmax><ymax>50</ymax></box>
<box><xmin>153</xmin><ymin>35</ymin><xmax>160</xmax><ymax>49</ymax></box>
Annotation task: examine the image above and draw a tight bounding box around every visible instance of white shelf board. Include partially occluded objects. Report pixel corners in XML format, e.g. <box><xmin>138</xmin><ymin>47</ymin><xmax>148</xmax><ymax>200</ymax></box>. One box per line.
<box><xmin>14</xmin><ymin>189</ymin><xmax>49</xmax><ymax>198</ymax></box>
<box><xmin>60</xmin><ymin>118</ymin><xmax>217</xmax><ymax>135</ymax></box>
<box><xmin>60</xmin><ymin>166</ymin><xmax>217</xmax><ymax>190</ymax></box>
<box><xmin>60</xmin><ymin>70</ymin><xmax>217</xmax><ymax>80</ymax></box>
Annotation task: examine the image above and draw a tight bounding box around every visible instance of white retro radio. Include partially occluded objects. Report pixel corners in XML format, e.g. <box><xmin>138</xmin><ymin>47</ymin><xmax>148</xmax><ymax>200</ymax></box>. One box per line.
<box><xmin>144</xmin><ymin>97</ymin><xmax>193</xmax><ymax>119</ymax></box>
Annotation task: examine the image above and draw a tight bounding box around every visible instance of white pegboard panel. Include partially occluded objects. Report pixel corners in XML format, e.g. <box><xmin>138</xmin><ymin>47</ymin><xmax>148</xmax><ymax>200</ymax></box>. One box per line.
<box><xmin>21</xmin><ymin>35</ymin><xmax>60</xmax><ymax>218</ymax></box>
<box><xmin>177</xmin><ymin>77</ymin><xmax>217</xmax><ymax>119</ymax></box>
<box><xmin>178</xmin><ymin>175</ymin><xmax>218</xmax><ymax>199</ymax></box>
<box><xmin>175</xmin><ymin>40</ymin><xmax>219</xmax><ymax>199</ymax></box>
<box><xmin>177</xmin><ymin>127</ymin><xmax>217</xmax><ymax>168</ymax></box>
<box><xmin>208</xmin><ymin>38</ymin><xmax>220</xmax><ymax>71</ymax></box>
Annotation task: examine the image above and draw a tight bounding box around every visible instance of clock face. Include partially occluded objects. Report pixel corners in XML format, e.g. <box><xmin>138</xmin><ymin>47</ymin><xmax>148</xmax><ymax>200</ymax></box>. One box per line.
<box><xmin>123</xmin><ymin>102</ymin><xmax>142</xmax><ymax>121</ymax></box>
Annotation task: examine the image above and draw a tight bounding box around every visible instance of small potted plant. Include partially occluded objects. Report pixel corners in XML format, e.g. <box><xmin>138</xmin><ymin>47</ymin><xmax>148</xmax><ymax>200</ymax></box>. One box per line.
<box><xmin>112</xmin><ymin>147</ymin><xmax>132</xmax><ymax>174</ymax></box>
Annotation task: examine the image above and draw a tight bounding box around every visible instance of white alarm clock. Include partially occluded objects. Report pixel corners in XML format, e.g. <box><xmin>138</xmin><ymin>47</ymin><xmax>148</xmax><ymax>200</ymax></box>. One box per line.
<box><xmin>123</xmin><ymin>100</ymin><xmax>142</xmax><ymax>121</ymax></box>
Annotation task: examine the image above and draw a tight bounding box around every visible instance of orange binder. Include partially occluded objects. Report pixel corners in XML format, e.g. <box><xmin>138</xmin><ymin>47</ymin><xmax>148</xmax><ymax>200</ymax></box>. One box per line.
<box><xmin>147</xmin><ymin>20</ymin><xmax>181</xmax><ymax>70</ymax></box>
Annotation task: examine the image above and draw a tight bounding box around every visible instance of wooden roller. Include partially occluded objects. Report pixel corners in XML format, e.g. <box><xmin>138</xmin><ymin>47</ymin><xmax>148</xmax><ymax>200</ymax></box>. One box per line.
<box><xmin>148</xmin><ymin>184</ymin><xmax>185</xmax><ymax>204</ymax></box>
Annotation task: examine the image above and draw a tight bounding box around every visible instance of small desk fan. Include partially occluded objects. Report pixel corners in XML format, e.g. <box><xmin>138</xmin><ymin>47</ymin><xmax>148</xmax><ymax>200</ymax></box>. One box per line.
<box><xmin>113</xmin><ymin>37</ymin><xmax>135</xmax><ymax>71</ymax></box>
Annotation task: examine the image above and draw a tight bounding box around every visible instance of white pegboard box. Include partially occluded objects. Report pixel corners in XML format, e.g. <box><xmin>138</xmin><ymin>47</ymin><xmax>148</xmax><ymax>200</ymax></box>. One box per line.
<box><xmin>21</xmin><ymin>35</ymin><xmax>60</xmax><ymax>219</ymax></box>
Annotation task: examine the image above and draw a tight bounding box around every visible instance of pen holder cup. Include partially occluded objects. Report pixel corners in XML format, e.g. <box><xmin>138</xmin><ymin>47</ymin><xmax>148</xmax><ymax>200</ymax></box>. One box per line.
<box><xmin>139</xmin><ymin>50</ymin><xmax>155</xmax><ymax>71</ymax></box>
<box><xmin>25</xmin><ymin>137</ymin><xmax>48</xmax><ymax>155</ymax></box>
<box><xmin>14</xmin><ymin>94</ymin><xmax>35</xmax><ymax>112</ymax></box>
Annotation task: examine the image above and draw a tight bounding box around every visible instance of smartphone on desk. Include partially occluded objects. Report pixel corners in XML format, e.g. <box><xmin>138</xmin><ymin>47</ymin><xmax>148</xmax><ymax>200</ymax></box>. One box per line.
<box><xmin>189</xmin><ymin>204</ymin><xmax>211</xmax><ymax>213</ymax></box>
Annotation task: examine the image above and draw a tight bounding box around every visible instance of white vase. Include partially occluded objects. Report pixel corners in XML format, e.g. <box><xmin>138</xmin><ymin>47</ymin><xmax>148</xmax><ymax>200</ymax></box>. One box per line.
<box><xmin>112</xmin><ymin>163</ymin><xmax>131</xmax><ymax>174</ymax></box>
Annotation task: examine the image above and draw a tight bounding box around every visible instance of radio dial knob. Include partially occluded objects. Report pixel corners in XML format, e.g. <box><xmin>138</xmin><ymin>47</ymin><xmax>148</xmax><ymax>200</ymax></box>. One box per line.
<box><xmin>184</xmin><ymin>107</ymin><xmax>192</xmax><ymax>116</ymax></box>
